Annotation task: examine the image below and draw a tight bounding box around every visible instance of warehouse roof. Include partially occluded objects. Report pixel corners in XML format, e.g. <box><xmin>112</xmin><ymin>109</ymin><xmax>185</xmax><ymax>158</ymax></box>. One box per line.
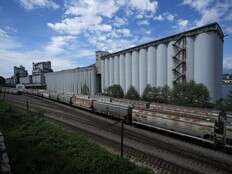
<box><xmin>101</xmin><ymin>22</ymin><xmax>224</xmax><ymax>59</ymax></box>
<box><xmin>45</xmin><ymin>64</ymin><xmax>96</xmax><ymax>75</ymax></box>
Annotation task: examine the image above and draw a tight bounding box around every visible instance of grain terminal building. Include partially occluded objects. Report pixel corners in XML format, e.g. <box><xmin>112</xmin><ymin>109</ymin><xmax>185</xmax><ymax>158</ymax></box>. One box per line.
<box><xmin>46</xmin><ymin>23</ymin><xmax>224</xmax><ymax>100</ymax></box>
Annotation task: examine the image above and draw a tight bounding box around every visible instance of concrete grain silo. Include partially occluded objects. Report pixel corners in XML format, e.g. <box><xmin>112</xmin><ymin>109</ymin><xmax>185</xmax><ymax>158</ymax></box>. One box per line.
<box><xmin>100</xmin><ymin>23</ymin><xmax>224</xmax><ymax>101</ymax></box>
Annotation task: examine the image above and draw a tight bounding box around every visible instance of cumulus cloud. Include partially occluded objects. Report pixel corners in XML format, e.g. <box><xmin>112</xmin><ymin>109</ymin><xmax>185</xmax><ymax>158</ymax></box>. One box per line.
<box><xmin>182</xmin><ymin>0</ymin><xmax>213</xmax><ymax>11</ymax></box>
<box><xmin>223</xmin><ymin>56</ymin><xmax>232</xmax><ymax>71</ymax></box>
<box><xmin>182</xmin><ymin>0</ymin><xmax>232</xmax><ymax>27</ymax></box>
<box><xmin>47</xmin><ymin>0</ymin><xmax>158</xmax><ymax>54</ymax></box>
<box><xmin>0</xmin><ymin>27</ymin><xmax>93</xmax><ymax>77</ymax></box>
<box><xmin>128</xmin><ymin>0</ymin><xmax>158</xmax><ymax>13</ymax></box>
<box><xmin>18</xmin><ymin>0</ymin><xmax>59</xmax><ymax>10</ymax></box>
<box><xmin>154</xmin><ymin>12</ymin><xmax>175</xmax><ymax>21</ymax></box>
<box><xmin>137</xmin><ymin>20</ymin><xmax>149</xmax><ymax>26</ymax></box>
<box><xmin>45</xmin><ymin>36</ymin><xmax>75</xmax><ymax>55</ymax></box>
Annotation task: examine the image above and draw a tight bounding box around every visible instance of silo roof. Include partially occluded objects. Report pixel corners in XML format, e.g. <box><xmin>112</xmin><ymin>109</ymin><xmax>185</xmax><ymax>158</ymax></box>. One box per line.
<box><xmin>101</xmin><ymin>22</ymin><xmax>224</xmax><ymax>59</ymax></box>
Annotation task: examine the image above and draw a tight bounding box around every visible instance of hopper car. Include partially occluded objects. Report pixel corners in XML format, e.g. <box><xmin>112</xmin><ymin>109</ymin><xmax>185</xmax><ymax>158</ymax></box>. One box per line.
<box><xmin>2</xmin><ymin>87</ymin><xmax>232</xmax><ymax>148</ymax></box>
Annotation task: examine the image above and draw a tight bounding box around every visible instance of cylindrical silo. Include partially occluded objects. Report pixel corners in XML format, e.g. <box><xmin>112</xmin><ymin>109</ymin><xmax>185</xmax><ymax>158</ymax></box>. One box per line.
<box><xmin>77</xmin><ymin>70</ymin><xmax>81</xmax><ymax>94</ymax></box>
<box><xmin>104</xmin><ymin>58</ymin><xmax>109</xmax><ymax>90</ymax></box>
<box><xmin>147</xmin><ymin>46</ymin><xmax>156</xmax><ymax>87</ymax></box>
<box><xmin>132</xmin><ymin>50</ymin><xmax>139</xmax><ymax>92</ymax></box>
<box><xmin>186</xmin><ymin>37</ymin><xmax>194</xmax><ymax>81</ymax></box>
<box><xmin>194</xmin><ymin>32</ymin><xmax>221</xmax><ymax>100</ymax></box>
<box><xmin>167</xmin><ymin>41</ymin><xmax>175</xmax><ymax>88</ymax></box>
<box><xmin>139</xmin><ymin>48</ymin><xmax>147</xmax><ymax>95</ymax></box>
<box><xmin>87</xmin><ymin>70</ymin><xmax>91</xmax><ymax>93</ymax></box>
<box><xmin>83</xmin><ymin>70</ymin><xmax>87</xmax><ymax>89</ymax></box>
<box><xmin>80</xmin><ymin>71</ymin><xmax>83</xmax><ymax>93</ymax></box>
<box><xmin>101</xmin><ymin>60</ymin><xmax>105</xmax><ymax>93</ymax></box>
<box><xmin>125</xmin><ymin>52</ymin><xmax>132</xmax><ymax>92</ymax></box>
<box><xmin>119</xmin><ymin>54</ymin><xmax>125</xmax><ymax>91</ymax></box>
<box><xmin>156</xmin><ymin>44</ymin><xmax>167</xmax><ymax>87</ymax></box>
<box><xmin>215</xmin><ymin>34</ymin><xmax>223</xmax><ymax>100</ymax></box>
<box><xmin>91</xmin><ymin>69</ymin><xmax>96</xmax><ymax>95</ymax></box>
<box><xmin>73</xmin><ymin>69</ymin><xmax>78</xmax><ymax>94</ymax></box>
<box><xmin>113</xmin><ymin>56</ymin><xmax>119</xmax><ymax>85</ymax></box>
<box><xmin>109</xmin><ymin>57</ymin><xmax>114</xmax><ymax>86</ymax></box>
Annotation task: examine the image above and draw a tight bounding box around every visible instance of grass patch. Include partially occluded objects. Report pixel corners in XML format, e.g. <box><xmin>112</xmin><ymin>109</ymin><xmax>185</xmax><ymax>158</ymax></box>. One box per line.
<box><xmin>0</xmin><ymin>100</ymin><xmax>152</xmax><ymax>174</ymax></box>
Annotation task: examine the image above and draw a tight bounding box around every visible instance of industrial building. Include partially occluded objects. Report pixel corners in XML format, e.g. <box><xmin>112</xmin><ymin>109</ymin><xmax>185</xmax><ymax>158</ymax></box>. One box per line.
<box><xmin>45</xmin><ymin>64</ymin><xmax>97</xmax><ymax>95</ymax></box>
<box><xmin>32</xmin><ymin>61</ymin><xmax>53</xmax><ymax>75</ymax></box>
<box><xmin>14</xmin><ymin>65</ymin><xmax>28</xmax><ymax>84</ymax></box>
<box><xmin>44</xmin><ymin>23</ymin><xmax>223</xmax><ymax>101</ymax></box>
<box><xmin>100</xmin><ymin>23</ymin><xmax>223</xmax><ymax>100</ymax></box>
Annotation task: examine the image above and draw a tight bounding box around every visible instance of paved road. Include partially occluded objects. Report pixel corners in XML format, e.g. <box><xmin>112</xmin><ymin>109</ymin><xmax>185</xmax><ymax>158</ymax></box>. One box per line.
<box><xmin>4</xmin><ymin>93</ymin><xmax>232</xmax><ymax>174</ymax></box>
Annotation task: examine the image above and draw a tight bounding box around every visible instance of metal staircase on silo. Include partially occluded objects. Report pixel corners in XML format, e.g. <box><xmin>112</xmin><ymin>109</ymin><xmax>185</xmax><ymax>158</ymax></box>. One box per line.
<box><xmin>172</xmin><ymin>35</ymin><xmax>186</xmax><ymax>84</ymax></box>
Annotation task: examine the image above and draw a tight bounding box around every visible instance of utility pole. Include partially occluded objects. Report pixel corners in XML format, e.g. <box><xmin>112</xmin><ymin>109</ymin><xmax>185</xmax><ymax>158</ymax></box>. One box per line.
<box><xmin>120</xmin><ymin>119</ymin><xmax>124</xmax><ymax>158</ymax></box>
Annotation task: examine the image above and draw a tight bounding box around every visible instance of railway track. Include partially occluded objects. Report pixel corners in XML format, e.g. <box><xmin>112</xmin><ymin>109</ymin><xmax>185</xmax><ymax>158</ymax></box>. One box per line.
<box><xmin>3</xmin><ymin>93</ymin><xmax>232</xmax><ymax>174</ymax></box>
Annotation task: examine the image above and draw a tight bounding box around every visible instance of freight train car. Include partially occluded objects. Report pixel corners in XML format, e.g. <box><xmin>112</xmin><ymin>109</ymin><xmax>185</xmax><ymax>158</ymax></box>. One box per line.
<box><xmin>71</xmin><ymin>95</ymin><xmax>94</xmax><ymax>111</ymax></box>
<box><xmin>93</xmin><ymin>100</ymin><xmax>132</xmax><ymax>123</ymax></box>
<box><xmin>132</xmin><ymin>108</ymin><xmax>216</xmax><ymax>140</ymax></box>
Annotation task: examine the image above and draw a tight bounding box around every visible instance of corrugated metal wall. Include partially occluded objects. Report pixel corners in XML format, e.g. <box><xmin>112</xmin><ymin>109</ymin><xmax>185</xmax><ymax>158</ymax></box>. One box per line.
<box><xmin>45</xmin><ymin>66</ymin><xmax>97</xmax><ymax>95</ymax></box>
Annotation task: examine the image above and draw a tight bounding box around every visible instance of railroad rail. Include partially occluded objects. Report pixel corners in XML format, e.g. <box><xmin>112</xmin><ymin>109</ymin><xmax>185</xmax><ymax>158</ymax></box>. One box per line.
<box><xmin>3</xmin><ymin>93</ymin><xmax>232</xmax><ymax>174</ymax></box>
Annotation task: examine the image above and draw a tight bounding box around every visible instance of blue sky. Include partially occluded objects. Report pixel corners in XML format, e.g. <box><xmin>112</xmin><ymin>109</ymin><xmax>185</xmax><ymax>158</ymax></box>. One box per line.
<box><xmin>0</xmin><ymin>0</ymin><xmax>232</xmax><ymax>77</ymax></box>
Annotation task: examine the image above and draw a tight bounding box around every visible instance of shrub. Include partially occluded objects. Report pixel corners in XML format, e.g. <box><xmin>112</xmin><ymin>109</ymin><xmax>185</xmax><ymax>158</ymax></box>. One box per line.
<box><xmin>171</xmin><ymin>80</ymin><xmax>209</xmax><ymax>107</ymax></box>
<box><xmin>125</xmin><ymin>86</ymin><xmax>140</xmax><ymax>100</ymax></box>
<box><xmin>81</xmin><ymin>84</ymin><xmax>90</xmax><ymax>95</ymax></box>
<box><xmin>141</xmin><ymin>85</ymin><xmax>159</xmax><ymax>102</ymax></box>
<box><xmin>157</xmin><ymin>86</ymin><xmax>171</xmax><ymax>103</ymax></box>
<box><xmin>142</xmin><ymin>85</ymin><xmax>153</xmax><ymax>102</ymax></box>
<box><xmin>0</xmin><ymin>100</ymin><xmax>151</xmax><ymax>174</ymax></box>
<box><xmin>105</xmin><ymin>85</ymin><xmax>124</xmax><ymax>98</ymax></box>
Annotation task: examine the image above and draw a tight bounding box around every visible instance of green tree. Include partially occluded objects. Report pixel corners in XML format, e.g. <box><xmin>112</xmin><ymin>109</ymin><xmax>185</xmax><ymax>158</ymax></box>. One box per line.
<box><xmin>125</xmin><ymin>86</ymin><xmax>140</xmax><ymax>100</ymax></box>
<box><xmin>81</xmin><ymin>84</ymin><xmax>90</xmax><ymax>95</ymax></box>
<box><xmin>0</xmin><ymin>76</ymin><xmax>5</xmax><ymax>86</ymax></box>
<box><xmin>142</xmin><ymin>84</ymin><xmax>154</xmax><ymax>102</ymax></box>
<box><xmin>171</xmin><ymin>80</ymin><xmax>209</xmax><ymax>107</ymax></box>
<box><xmin>157</xmin><ymin>86</ymin><xmax>171</xmax><ymax>103</ymax></box>
<box><xmin>106</xmin><ymin>85</ymin><xmax>124</xmax><ymax>98</ymax></box>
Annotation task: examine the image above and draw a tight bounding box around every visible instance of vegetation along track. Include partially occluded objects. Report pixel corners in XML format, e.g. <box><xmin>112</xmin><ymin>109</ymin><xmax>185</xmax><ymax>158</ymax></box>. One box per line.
<box><xmin>3</xmin><ymin>93</ymin><xmax>232</xmax><ymax>174</ymax></box>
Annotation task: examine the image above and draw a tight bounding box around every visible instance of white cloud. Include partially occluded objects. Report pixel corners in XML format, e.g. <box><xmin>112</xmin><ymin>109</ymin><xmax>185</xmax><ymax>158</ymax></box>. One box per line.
<box><xmin>137</xmin><ymin>20</ymin><xmax>149</xmax><ymax>25</ymax></box>
<box><xmin>65</xmin><ymin>0</ymin><xmax>120</xmax><ymax>18</ymax></box>
<box><xmin>0</xmin><ymin>28</ymin><xmax>93</xmax><ymax>77</ymax></box>
<box><xmin>182</xmin><ymin>0</ymin><xmax>232</xmax><ymax>27</ymax></box>
<box><xmin>128</xmin><ymin>0</ymin><xmax>158</xmax><ymax>13</ymax></box>
<box><xmin>18</xmin><ymin>0</ymin><xmax>59</xmax><ymax>10</ymax></box>
<box><xmin>113</xmin><ymin>16</ymin><xmax>128</xmax><ymax>27</ymax></box>
<box><xmin>154</xmin><ymin>12</ymin><xmax>175</xmax><ymax>21</ymax></box>
<box><xmin>177</xmin><ymin>19</ymin><xmax>189</xmax><ymax>31</ymax></box>
<box><xmin>116</xmin><ymin>28</ymin><xmax>131</xmax><ymax>37</ymax></box>
<box><xmin>223</xmin><ymin>56</ymin><xmax>232</xmax><ymax>70</ymax></box>
<box><xmin>47</xmin><ymin>0</ymin><xmax>157</xmax><ymax>54</ymax></box>
<box><xmin>225</xmin><ymin>26</ymin><xmax>232</xmax><ymax>33</ymax></box>
<box><xmin>196</xmin><ymin>2</ymin><xmax>231</xmax><ymax>26</ymax></box>
<box><xmin>45</xmin><ymin>35</ymin><xmax>75</xmax><ymax>55</ymax></box>
<box><xmin>182</xmin><ymin>0</ymin><xmax>213</xmax><ymax>11</ymax></box>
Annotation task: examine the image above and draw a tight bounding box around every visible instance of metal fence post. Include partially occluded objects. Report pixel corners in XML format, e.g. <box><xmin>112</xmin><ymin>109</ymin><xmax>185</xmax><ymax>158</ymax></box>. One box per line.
<box><xmin>26</xmin><ymin>100</ymin><xmax>29</xmax><ymax>112</ymax></box>
<box><xmin>3</xmin><ymin>91</ymin><xmax>5</xmax><ymax>101</ymax></box>
<box><xmin>121</xmin><ymin>119</ymin><xmax>124</xmax><ymax>158</ymax></box>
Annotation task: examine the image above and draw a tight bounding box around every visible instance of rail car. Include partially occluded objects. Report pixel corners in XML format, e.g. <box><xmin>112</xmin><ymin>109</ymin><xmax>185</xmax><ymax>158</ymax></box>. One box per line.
<box><xmin>2</xmin><ymin>87</ymin><xmax>232</xmax><ymax>147</ymax></box>
<box><xmin>71</xmin><ymin>95</ymin><xmax>94</xmax><ymax>111</ymax></box>
<box><xmin>93</xmin><ymin>100</ymin><xmax>132</xmax><ymax>123</ymax></box>
<box><xmin>57</xmin><ymin>93</ymin><xmax>73</xmax><ymax>104</ymax></box>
